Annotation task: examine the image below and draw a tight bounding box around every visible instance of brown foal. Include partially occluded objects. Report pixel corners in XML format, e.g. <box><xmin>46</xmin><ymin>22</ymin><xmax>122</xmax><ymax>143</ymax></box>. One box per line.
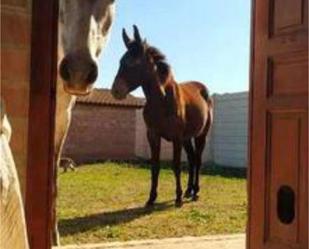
<box><xmin>112</xmin><ymin>25</ymin><xmax>213</xmax><ymax>207</ymax></box>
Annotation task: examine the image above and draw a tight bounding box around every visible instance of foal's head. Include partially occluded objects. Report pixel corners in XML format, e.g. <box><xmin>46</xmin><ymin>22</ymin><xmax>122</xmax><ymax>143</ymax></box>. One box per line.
<box><xmin>59</xmin><ymin>0</ymin><xmax>115</xmax><ymax>95</ymax></box>
<box><xmin>112</xmin><ymin>25</ymin><xmax>171</xmax><ymax>100</ymax></box>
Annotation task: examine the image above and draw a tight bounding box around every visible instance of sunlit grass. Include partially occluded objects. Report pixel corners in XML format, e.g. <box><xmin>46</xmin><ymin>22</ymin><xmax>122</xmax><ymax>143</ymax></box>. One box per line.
<box><xmin>58</xmin><ymin>162</ymin><xmax>247</xmax><ymax>245</ymax></box>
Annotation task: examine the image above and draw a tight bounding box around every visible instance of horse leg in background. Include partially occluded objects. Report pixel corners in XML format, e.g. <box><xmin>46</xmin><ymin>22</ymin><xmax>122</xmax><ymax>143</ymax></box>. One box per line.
<box><xmin>61</xmin><ymin>158</ymin><xmax>76</xmax><ymax>173</ymax></box>
<box><xmin>172</xmin><ymin>141</ymin><xmax>183</xmax><ymax>207</ymax></box>
<box><xmin>183</xmin><ymin>140</ymin><xmax>196</xmax><ymax>198</ymax></box>
<box><xmin>63</xmin><ymin>163</ymin><xmax>67</xmax><ymax>173</ymax></box>
<box><xmin>69</xmin><ymin>159</ymin><xmax>76</xmax><ymax>171</ymax></box>
<box><xmin>146</xmin><ymin>130</ymin><xmax>161</xmax><ymax>207</ymax></box>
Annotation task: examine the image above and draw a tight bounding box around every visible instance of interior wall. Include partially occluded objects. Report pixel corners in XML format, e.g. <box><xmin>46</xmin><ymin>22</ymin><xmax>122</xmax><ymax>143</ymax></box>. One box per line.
<box><xmin>1</xmin><ymin>0</ymin><xmax>32</xmax><ymax>197</ymax></box>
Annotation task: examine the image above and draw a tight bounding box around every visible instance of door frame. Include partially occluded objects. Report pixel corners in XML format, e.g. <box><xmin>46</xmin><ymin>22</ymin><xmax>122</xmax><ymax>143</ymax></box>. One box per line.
<box><xmin>247</xmin><ymin>0</ymin><xmax>256</xmax><ymax>247</ymax></box>
<box><xmin>25</xmin><ymin>0</ymin><xmax>58</xmax><ymax>248</ymax></box>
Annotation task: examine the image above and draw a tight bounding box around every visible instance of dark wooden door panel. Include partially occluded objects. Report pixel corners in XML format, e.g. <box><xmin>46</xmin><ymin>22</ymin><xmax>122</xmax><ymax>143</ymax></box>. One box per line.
<box><xmin>270</xmin><ymin>0</ymin><xmax>307</xmax><ymax>36</ymax></box>
<box><xmin>267</xmin><ymin>51</ymin><xmax>308</xmax><ymax>97</ymax></box>
<box><xmin>266</xmin><ymin>112</ymin><xmax>307</xmax><ymax>246</ymax></box>
<box><xmin>249</xmin><ymin>0</ymin><xmax>308</xmax><ymax>249</ymax></box>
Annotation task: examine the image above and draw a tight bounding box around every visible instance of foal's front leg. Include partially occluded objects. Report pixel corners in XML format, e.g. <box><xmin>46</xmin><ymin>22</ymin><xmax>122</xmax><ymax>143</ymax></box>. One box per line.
<box><xmin>146</xmin><ymin>130</ymin><xmax>161</xmax><ymax>207</ymax></box>
<box><xmin>183</xmin><ymin>140</ymin><xmax>195</xmax><ymax>198</ymax></box>
<box><xmin>173</xmin><ymin>141</ymin><xmax>183</xmax><ymax>207</ymax></box>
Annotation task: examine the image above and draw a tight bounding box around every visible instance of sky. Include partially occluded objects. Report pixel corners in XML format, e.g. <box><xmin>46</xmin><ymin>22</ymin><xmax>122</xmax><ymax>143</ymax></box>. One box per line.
<box><xmin>97</xmin><ymin>0</ymin><xmax>251</xmax><ymax>97</ymax></box>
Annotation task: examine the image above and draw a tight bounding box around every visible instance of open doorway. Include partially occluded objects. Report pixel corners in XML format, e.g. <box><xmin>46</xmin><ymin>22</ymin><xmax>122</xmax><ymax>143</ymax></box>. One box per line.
<box><xmin>57</xmin><ymin>0</ymin><xmax>250</xmax><ymax>246</ymax></box>
<box><xmin>1</xmin><ymin>0</ymin><xmax>305</xmax><ymax>249</ymax></box>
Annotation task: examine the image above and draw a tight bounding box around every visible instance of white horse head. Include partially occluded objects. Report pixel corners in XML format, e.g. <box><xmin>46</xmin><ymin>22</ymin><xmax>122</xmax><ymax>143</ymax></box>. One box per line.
<box><xmin>58</xmin><ymin>0</ymin><xmax>115</xmax><ymax>95</ymax></box>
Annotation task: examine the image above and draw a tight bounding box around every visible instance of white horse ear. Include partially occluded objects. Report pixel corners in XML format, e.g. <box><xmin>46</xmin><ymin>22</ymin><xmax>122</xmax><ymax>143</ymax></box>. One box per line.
<box><xmin>133</xmin><ymin>25</ymin><xmax>142</xmax><ymax>43</ymax></box>
<box><xmin>122</xmin><ymin>28</ymin><xmax>131</xmax><ymax>48</ymax></box>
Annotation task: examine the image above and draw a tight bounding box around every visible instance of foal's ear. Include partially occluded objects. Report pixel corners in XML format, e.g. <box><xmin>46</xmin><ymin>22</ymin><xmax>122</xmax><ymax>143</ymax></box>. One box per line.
<box><xmin>133</xmin><ymin>25</ymin><xmax>142</xmax><ymax>44</ymax></box>
<box><xmin>122</xmin><ymin>28</ymin><xmax>131</xmax><ymax>49</ymax></box>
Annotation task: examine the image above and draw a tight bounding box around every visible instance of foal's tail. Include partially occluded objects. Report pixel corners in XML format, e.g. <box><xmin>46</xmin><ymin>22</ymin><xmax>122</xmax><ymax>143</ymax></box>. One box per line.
<box><xmin>200</xmin><ymin>86</ymin><xmax>214</xmax><ymax>135</ymax></box>
<box><xmin>200</xmin><ymin>86</ymin><xmax>214</xmax><ymax>109</ymax></box>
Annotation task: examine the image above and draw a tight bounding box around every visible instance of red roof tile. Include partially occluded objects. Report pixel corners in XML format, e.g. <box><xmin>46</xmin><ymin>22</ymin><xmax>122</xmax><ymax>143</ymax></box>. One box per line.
<box><xmin>76</xmin><ymin>88</ymin><xmax>145</xmax><ymax>108</ymax></box>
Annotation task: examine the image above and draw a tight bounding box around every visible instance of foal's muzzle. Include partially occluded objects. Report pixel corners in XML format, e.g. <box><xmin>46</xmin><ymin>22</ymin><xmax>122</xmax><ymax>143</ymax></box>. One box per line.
<box><xmin>111</xmin><ymin>78</ymin><xmax>130</xmax><ymax>100</ymax></box>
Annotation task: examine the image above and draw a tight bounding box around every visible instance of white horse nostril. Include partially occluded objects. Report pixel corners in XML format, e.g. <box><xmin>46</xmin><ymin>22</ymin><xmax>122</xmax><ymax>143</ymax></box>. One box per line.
<box><xmin>60</xmin><ymin>55</ymin><xmax>98</xmax><ymax>85</ymax></box>
<box><xmin>86</xmin><ymin>62</ymin><xmax>98</xmax><ymax>83</ymax></box>
<box><xmin>59</xmin><ymin>58</ymin><xmax>71</xmax><ymax>81</ymax></box>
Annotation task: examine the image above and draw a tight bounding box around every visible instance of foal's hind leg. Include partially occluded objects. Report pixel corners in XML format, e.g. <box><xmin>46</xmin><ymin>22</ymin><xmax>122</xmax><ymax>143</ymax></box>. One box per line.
<box><xmin>146</xmin><ymin>130</ymin><xmax>161</xmax><ymax>207</ymax></box>
<box><xmin>193</xmin><ymin>134</ymin><xmax>206</xmax><ymax>201</ymax></box>
<box><xmin>183</xmin><ymin>140</ymin><xmax>195</xmax><ymax>198</ymax></box>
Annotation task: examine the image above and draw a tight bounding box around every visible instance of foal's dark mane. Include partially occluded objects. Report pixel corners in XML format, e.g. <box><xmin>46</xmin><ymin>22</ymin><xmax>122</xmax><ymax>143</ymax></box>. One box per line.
<box><xmin>145</xmin><ymin>45</ymin><xmax>172</xmax><ymax>83</ymax></box>
<box><xmin>128</xmin><ymin>41</ymin><xmax>172</xmax><ymax>84</ymax></box>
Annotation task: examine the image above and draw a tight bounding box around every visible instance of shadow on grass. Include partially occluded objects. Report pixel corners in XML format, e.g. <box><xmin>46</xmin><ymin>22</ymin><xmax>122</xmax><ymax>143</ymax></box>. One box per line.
<box><xmin>59</xmin><ymin>200</ymin><xmax>177</xmax><ymax>236</ymax></box>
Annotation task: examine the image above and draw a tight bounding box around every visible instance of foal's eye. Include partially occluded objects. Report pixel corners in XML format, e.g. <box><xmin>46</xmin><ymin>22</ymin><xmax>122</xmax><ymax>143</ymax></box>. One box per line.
<box><xmin>123</xmin><ymin>57</ymin><xmax>139</xmax><ymax>67</ymax></box>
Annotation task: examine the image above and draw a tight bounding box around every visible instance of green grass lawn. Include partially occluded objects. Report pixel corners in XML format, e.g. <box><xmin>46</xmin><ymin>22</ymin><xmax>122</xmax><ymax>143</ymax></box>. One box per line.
<box><xmin>58</xmin><ymin>162</ymin><xmax>247</xmax><ymax>245</ymax></box>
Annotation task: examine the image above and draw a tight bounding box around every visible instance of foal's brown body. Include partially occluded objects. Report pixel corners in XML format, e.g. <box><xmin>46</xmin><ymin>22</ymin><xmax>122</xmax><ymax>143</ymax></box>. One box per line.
<box><xmin>142</xmin><ymin>77</ymin><xmax>213</xmax><ymax>206</ymax></box>
<box><xmin>143</xmin><ymin>81</ymin><xmax>211</xmax><ymax>142</ymax></box>
<box><xmin>112</xmin><ymin>26</ymin><xmax>213</xmax><ymax>206</ymax></box>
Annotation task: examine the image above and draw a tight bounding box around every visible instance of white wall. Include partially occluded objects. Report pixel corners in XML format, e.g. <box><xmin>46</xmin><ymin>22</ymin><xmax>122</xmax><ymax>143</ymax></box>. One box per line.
<box><xmin>135</xmin><ymin>91</ymin><xmax>249</xmax><ymax>168</ymax></box>
<box><xmin>210</xmin><ymin>92</ymin><xmax>248</xmax><ymax>168</ymax></box>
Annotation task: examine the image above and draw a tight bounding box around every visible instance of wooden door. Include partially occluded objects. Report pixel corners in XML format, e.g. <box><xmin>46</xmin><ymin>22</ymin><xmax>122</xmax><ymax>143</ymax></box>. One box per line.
<box><xmin>25</xmin><ymin>0</ymin><xmax>58</xmax><ymax>248</ymax></box>
<box><xmin>248</xmin><ymin>0</ymin><xmax>308</xmax><ymax>249</ymax></box>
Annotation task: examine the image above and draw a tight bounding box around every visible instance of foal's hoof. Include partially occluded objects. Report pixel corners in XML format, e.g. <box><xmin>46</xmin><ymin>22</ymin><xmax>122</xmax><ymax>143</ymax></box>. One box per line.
<box><xmin>145</xmin><ymin>200</ymin><xmax>155</xmax><ymax>208</ymax></box>
<box><xmin>175</xmin><ymin>199</ymin><xmax>183</xmax><ymax>208</ymax></box>
<box><xmin>184</xmin><ymin>189</ymin><xmax>193</xmax><ymax>198</ymax></box>
<box><xmin>192</xmin><ymin>195</ymin><xmax>199</xmax><ymax>202</ymax></box>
